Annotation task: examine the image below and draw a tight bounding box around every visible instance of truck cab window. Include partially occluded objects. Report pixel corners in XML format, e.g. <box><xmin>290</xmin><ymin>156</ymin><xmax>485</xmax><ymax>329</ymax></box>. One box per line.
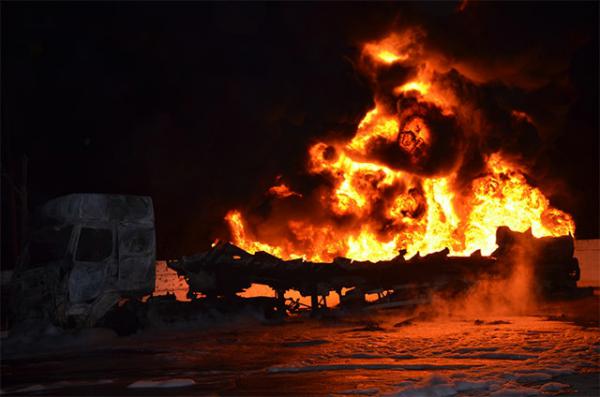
<box><xmin>29</xmin><ymin>225</ymin><xmax>73</xmax><ymax>266</ymax></box>
<box><xmin>76</xmin><ymin>228</ymin><xmax>113</xmax><ymax>262</ymax></box>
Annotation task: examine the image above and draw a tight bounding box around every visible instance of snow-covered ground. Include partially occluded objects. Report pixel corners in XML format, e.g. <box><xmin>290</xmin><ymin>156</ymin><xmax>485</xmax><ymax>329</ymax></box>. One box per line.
<box><xmin>1</xmin><ymin>300</ymin><xmax>598</xmax><ymax>396</ymax></box>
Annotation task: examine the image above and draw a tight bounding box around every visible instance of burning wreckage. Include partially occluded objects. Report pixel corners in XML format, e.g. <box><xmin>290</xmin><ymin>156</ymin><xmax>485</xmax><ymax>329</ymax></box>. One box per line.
<box><xmin>6</xmin><ymin>31</ymin><xmax>592</xmax><ymax>334</ymax></box>
<box><xmin>168</xmin><ymin>226</ymin><xmax>581</xmax><ymax>314</ymax></box>
<box><xmin>7</xmin><ymin>193</ymin><xmax>584</xmax><ymax>334</ymax></box>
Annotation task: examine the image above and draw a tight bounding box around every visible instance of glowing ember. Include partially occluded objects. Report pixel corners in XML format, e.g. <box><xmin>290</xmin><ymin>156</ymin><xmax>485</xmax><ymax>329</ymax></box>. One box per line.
<box><xmin>268</xmin><ymin>183</ymin><xmax>302</xmax><ymax>198</ymax></box>
<box><xmin>224</xmin><ymin>31</ymin><xmax>575</xmax><ymax>262</ymax></box>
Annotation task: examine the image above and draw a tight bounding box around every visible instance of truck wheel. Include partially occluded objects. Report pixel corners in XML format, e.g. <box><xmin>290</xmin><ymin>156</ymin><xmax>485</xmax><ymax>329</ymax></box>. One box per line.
<box><xmin>99</xmin><ymin>300</ymin><xmax>143</xmax><ymax>336</ymax></box>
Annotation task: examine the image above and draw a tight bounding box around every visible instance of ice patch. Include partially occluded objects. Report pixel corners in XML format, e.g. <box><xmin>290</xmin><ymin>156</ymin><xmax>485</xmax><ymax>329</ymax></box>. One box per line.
<box><xmin>391</xmin><ymin>384</ymin><xmax>457</xmax><ymax>397</ymax></box>
<box><xmin>539</xmin><ymin>367</ymin><xmax>577</xmax><ymax>377</ymax></box>
<box><xmin>335</xmin><ymin>388</ymin><xmax>379</xmax><ymax>395</ymax></box>
<box><xmin>489</xmin><ymin>385</ymin><xmax>540</xmax><ymax>396</ymax></box>
<box><xmin>128</xmin><ymin>378</ymin><xmax>196</xmax><ymax>388</ymax></box>
<box><xmin>393</xmin><ymin>381</ymin><xmax>415</xmax><ymax>388</ymax></box>
<box><xmin>388</xmin><ymin>374</ymin><xmax>493</xmax><ymax>397</ymax></box>
<box><xmin>515</xmin><ymin>373</ymin><xmax>553</xmax><ymax>383</ymax></box>
<box><xmin>454</xmin><ymin>380</ymin><xmax>492</xmax><ymax>392</ymax></box>
<box><xmin>540</xmin><ymin>382</ymin><xmax>570</xmax><ymax>392</ymax></box>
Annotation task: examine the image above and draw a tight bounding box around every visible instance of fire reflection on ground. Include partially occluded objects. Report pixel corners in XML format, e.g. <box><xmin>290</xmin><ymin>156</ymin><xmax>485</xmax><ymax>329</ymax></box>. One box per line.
<box><xmin>2</xmin><ymin>299</ymin><xmax>598</xmax><ymax>396</ymax></box>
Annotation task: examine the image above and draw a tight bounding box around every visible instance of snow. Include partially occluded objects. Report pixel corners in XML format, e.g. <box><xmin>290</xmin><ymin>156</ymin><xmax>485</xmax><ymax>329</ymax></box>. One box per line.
<box><xmin>3</xmin><ymin>310</ymin><xmax>599</xmax><ymax>395</ymax></box>
<box><xmin>392</xmin><ymin>384</ymin><xmax>457</xmax><ymax>397</ymax></box>
<box><xmin>448</xmin><ymin>353</ymin><xmax>538</xmax><ymax>360</ymax></box>
<box><xmin>454</xmin><ymin>380</ymin><xmax>492</xmax><ymax>391</ymax></box>
<box><xmin>387</xmin><ymin>375</ymin><xmax>545</xmax><ymax>397</ymax></box>
<box><xmin>488</xmin><ymin>385</ymin><xmax>541</xmax><ymax>396</ymax></box>
<box><xmin>386</xmin><ymin>375</ymin><xmax>492</xmax><ymax>397</ymax></box>
<box><xmin>386</xmin><ymin>374</ymin><xmax>489</xmax><ymax>397</ymax></box>
<box><xmin>539</xmin><ymin>382</ymin><xmax>570</xmax><ymax>392</ymax></box>
<box><xmin>335</xmin><ymin>388</ymin><xmax>380</xmax><ymax>395</ymax></box>
<box><xmin>2</xmin><ymin>326</ymin><xmax>118</xmax><ymax>359</ymax></box>
<box><xmin>268</xmin><ymin>363</ymin><xmax>481</xmax><ymax>373</ymax></box>
<box><xmin>266</xmin><ymin>315</ymin><xmax>598</xmax><ymax>395</ymax></box>
<box><xmin>14</xmin><ymin>385</ymin><xmax>46</xmax><ymax>393</ymax></box>
<box><xmin>515</xmin><ymin>372</ymin><xmax>553</xmax><ymax>383</ymax></box>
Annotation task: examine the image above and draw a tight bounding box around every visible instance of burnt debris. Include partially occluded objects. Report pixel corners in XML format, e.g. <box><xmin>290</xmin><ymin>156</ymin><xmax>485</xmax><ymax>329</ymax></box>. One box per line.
<box><xmin>9</xmin><ymin>194</ymin><xmax>156</xmax><ymax>330</ymax></box>
<box><xmin>168</xmin><ymin>226</ymin><xmax>582</xmax><ymax>315</ymax></box>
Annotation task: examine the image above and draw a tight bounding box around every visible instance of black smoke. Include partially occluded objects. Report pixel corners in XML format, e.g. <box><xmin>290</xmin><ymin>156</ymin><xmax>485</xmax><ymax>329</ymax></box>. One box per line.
<box><xmin>2</xmin><ymin>2</ymin><xmax>598</xmax><ymax>262</ymax></box>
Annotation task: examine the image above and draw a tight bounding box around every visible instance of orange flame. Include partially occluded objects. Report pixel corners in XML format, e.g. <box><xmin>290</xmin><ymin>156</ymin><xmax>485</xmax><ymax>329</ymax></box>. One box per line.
<box><xmin>268</xmin><ymin>183</ymin><xmax>302</xmax><ymax>198</ymax></box>
<box><xmin>223</xmin><ymin>31</ymin><xmax>575</xmax><ymax>263</ymax></box>
<box><xmin>362</xmin><ymin>31</ymin><xmax>421</xmax><ymax>65</ymax></box>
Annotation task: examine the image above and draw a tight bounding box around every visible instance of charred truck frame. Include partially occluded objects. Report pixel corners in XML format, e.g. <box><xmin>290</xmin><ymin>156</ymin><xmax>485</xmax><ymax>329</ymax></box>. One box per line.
<box><xmin>8</xmin><ymin>193</ymin><xmax>583</xmax><ymax>330</ymax></box>
<box><xmin>9</xmin><ymin>194</ymin><xmax>156</xmax><ymax>328</ymax></box>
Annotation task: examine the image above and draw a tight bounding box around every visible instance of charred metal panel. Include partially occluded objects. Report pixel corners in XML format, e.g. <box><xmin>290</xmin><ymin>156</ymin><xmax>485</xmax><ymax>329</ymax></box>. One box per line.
<box><xmin>168</xmin><ymin>227</ymin><xmax>582</xmax><ymax>313</ymax></box>
<box><xmin>10</xmin><ymin>194</ymin><xmax>156</xmax><ymax>329</ymax></box>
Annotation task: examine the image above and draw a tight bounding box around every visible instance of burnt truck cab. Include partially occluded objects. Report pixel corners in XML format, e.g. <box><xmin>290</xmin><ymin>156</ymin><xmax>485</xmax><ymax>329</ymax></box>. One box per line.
<box><xmin>10</xmin><ymin>194</ymin><xmax>156</xmax><ymax>328</ymax></box>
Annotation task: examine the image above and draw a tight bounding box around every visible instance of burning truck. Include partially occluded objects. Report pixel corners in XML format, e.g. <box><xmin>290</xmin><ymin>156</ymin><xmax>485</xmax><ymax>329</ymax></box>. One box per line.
<box><xmin>5</xmin><ymin>30</ymin><xmax>590</xmax><ymax>332</ymax></box>
<box><xmin>7</xmin><ymin>192</ymin><xmax>583</xmax><ymax>332</ymax></box>
<box><xmin>169</xmin><ymin>227</ymin><xmax>581</xmax><ymax>315</ymax></box>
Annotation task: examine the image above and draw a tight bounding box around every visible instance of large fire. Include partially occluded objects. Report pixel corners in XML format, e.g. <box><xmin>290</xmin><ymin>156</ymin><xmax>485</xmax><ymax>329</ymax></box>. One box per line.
<box><xmin>224</xmin><ymin>30</ymin><xmax>575</xmax><ymax>262</ymax></box>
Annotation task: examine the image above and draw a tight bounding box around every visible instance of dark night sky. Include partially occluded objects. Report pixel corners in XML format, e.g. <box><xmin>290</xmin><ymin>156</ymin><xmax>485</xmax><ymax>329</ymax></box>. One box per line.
<box><xmin>2</xmin><ymin>2</ymin><xmax>598</xmax><ymax>259</ymax></box>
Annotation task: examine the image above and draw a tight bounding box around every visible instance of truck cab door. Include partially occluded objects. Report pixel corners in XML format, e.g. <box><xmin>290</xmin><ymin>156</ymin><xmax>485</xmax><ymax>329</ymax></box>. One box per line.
<box><xmin>68</xmin><ymin>224</ymin><xmax>115</xmax><ymax>303</ymax></box>
<box><xmin>116</xmin><ymin>224</ymin><xmax>155</xmax><ymax>296</ymax></box>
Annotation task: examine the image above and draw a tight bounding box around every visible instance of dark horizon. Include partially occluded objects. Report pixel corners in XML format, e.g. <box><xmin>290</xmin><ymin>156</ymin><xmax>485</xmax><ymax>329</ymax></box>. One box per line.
<box><xmin>2</xmin><ymin>2</ymin><xmax>598</xmax><ymax>261</ymax></box>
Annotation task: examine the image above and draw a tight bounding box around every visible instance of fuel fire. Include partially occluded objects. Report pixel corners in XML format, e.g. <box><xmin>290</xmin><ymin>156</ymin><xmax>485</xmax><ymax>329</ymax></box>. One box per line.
<box><xmin>225</xmin><ymin>30</ymin><xmax>575</xmax><ymax>262</ymax></box>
